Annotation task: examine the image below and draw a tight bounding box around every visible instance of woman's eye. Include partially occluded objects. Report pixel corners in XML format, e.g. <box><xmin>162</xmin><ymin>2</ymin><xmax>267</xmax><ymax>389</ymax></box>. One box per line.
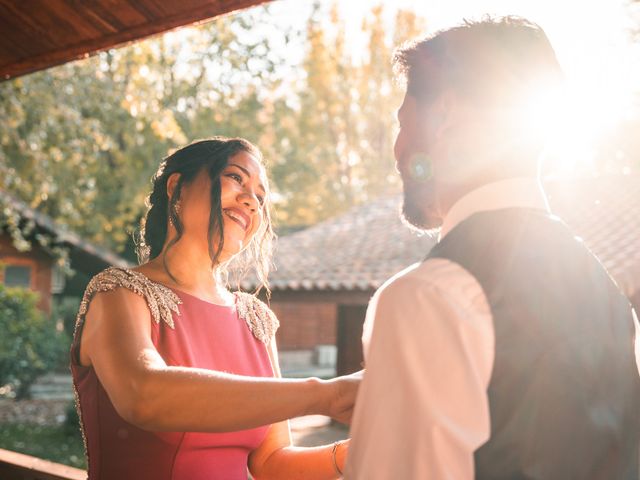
<box><xmin>227</xmin><ymin>173</ymin><xmax>242</xmax><ymax>183</ymax></box>
<box><xmin>257</xmin><ymin>195</ymin><xmax>265</xmax><ymax>206</ymax></box>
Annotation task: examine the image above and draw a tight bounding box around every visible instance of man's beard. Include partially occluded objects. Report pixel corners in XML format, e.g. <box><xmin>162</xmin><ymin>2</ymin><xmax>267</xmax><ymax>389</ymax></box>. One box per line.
<box><xmin>399</xmin><ymin>153</ymin><xmax>442</xmax><ymax>233</ymax></box>
<box><xmin>400</xmin><ymin>178</ymin><xmax>442</xmax><ymax>234</ymax></box>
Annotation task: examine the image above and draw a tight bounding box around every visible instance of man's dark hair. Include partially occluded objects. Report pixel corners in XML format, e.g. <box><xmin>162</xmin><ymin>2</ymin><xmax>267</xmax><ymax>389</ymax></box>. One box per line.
<box><xmin>393</xmin><ymin>16</ymin><xmax>564</xmax><ymax>109</ymax></box>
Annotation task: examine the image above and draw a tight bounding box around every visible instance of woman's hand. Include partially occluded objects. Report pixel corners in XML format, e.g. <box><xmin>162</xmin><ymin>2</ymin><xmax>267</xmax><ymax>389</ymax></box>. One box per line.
<box><xmin>320</xmin><ymin>370</ymin><xmax>363</xmax><ymax>425</ymax></box>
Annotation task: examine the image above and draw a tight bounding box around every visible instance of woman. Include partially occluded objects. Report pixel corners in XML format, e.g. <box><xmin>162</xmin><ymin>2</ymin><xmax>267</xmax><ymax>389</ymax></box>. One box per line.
<box><xmin>70</xmin><ymin>137</ymin><xmax>360</xmax><ymax>479</ymax></box>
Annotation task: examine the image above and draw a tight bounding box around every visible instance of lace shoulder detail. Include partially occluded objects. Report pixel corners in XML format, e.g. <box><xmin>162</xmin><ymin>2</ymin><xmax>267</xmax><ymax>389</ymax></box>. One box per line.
<box><xmin>75</xmin><ymin>267</ymin><xmax>182</xmax><ymax>333</ymax></box>
<box><xmin>233</xmin><ymin>292</ymin><xmax>280</xmax><ymax>345</ymax></box>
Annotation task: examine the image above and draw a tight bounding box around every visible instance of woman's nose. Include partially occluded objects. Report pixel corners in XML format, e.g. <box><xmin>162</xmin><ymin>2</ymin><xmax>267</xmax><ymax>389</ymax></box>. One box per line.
<box><xmin>239</xmin><ymin>190</ymin><xmax>259</xmax><ymax>212</ymax></box>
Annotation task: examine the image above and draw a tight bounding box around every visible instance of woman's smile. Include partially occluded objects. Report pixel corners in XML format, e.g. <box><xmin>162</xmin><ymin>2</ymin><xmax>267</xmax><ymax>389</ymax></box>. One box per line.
<box><xmin>223</xmin><ymin>207</ymin><xmax>250</xmax><ymax>232</ymax></box>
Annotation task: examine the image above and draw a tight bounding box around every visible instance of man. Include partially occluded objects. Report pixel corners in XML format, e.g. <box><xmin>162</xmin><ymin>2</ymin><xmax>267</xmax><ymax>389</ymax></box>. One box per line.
<box><xmin>345</xmin><ymin>17</ymin><xmax>640</xmax><ymax>479</ymax></box>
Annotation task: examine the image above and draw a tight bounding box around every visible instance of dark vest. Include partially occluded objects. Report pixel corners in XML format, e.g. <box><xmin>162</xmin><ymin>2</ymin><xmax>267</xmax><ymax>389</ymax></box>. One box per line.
<box><xmin>427</xmin><ymin>208</ymin><xmax>640</xmax><ymax>480</ymax></box>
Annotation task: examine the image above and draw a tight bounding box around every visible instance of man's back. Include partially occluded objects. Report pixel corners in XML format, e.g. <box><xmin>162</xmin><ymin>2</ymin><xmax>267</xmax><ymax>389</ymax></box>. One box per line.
<box><xmin>428</xmin><ymin>208</ymin><xmax>640</xmax><ymax>479</ymax></box>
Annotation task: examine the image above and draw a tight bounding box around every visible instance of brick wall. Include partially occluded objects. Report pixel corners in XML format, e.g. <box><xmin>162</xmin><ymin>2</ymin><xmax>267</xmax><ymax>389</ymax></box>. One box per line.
<box><xmin>271</xmin><ymin>301</ymin><xmax>337</xmax><ymax>351</ymax></box>
<box><xmin>0</xmin><ymin>234</ymin><xmax>53</xmax><ymax>314</ymax></box>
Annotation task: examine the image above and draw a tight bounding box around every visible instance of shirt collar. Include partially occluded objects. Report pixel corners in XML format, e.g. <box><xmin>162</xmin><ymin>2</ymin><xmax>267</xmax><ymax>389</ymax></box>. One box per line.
<box><xmin>439</xmin><ymin>177</ymin><xmax>551</xmax><ymax>240</ymax></box>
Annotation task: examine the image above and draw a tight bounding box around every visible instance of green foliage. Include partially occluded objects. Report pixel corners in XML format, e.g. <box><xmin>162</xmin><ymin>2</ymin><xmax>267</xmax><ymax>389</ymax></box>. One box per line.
<box><xmin>0</xmin><ymin>3</ymin><xmax>430</xmax><ymax>248</ymax></box>
<box><xmin>50</xmin><ymin>297</ymin><xmax>81</xmax><ymax>372</ymax></box>
<box><xmin>52</xmin><ymin>296</ymin><xmax>81</xmax><ymax>339</ymax></box>
<box><xmin>0</xmin><ymin>284</ymin><xmax>68</xmax><ymax>399</ymax></box>
<box><xmin>264</xmin><ymin>4</ymin><xmax>426</xmax><ymax>225</ymax></box>
<box><xmin>0</xmin><ymin>4</ymin><xmax>292</xmax><ymax>251</ymax></box>
<box><xmin>62</xmin><ymin>401</ymin><xmax>81</xmax><ymax>437</ymax></box>
<box><xmin>0</xmin><ymin>422</ymin><xmax>85</xmax><ymax>469</ymax></box>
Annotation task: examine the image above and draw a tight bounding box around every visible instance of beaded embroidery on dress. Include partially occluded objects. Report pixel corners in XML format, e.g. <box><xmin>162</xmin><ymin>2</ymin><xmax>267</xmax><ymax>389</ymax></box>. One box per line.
<box><xmin>74</xmin><ymin>266</ymin><xmax>279</xmax><ymax>345</ymax></box>
<box><xmin>233</xmin><ymin>291</ymin><xmax>279</xmax><ymax>345</ymax></box>
<box><xmin>74</xmin><ymin>266</ymin><xmax>182</xmax><ymax>336</ymax></box>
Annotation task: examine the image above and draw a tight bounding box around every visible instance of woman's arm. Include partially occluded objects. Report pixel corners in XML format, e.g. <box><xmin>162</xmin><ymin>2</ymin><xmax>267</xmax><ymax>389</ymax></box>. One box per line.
<box><xmin>249</xmin><ymin>422</ymin><xmax>349</xmax><ymax>480</ymax></box>
<box><xmin>80</xmin><ymin>288</ymin><xmax>359</xmax><ymax>432</ymax></box>
<box><xmin>248</xmin><ymin>337</ymin><xmax>356</xmax><ymax>480</ymax></box>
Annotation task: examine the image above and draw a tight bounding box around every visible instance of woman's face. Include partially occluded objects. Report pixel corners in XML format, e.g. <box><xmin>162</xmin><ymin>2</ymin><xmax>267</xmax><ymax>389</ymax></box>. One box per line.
<box><xmin>172</xmin><ymin>150</ymin><xmax>268</xmax><ymax>263</ymax></box>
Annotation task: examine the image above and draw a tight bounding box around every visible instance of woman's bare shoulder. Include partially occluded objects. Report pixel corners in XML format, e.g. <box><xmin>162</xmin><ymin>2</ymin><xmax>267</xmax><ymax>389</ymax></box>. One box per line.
<box><xmin>79</xmin><ymin>267</ymin><xmax>182</xmax><ymax>329</ymax></box>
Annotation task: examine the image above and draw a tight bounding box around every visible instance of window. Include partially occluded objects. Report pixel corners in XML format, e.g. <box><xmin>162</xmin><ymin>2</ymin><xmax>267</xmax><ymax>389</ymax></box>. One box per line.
<box><xmin>4</xmin><ymin>265</ymin><xmax>32</xmax><ymax>288</ymax></box>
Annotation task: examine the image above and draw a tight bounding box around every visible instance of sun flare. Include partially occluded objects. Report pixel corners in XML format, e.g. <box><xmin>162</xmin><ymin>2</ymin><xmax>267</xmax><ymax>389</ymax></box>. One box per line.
<box><xmin>359</xmin><ymin>0</ymin><xmax>640</xmax><ymax>177</ymax></box>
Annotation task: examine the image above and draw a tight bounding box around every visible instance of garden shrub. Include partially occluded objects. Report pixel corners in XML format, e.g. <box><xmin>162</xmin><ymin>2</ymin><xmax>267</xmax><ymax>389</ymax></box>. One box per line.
<box><xmin>0</xmin><ymin>283</ymin><xmax>68</xmax><ymax>399</ymax></box>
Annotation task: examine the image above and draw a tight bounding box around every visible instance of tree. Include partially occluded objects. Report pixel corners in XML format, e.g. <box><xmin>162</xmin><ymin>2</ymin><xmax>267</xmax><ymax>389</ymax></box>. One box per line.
<box><xmin>269</xmin><ymin>4</ymin><xmax>428</xmax><ymax>226</ymax></box>
<box><xmin>0</xmin><ymin>281</ymin><xmax>66</xmax><ymax>399</ymax></box>
<box><xmin>354</xmin><ymin>6</ymin><xmax>426</xmax><ymax>200</ymax></box>
<box><xmin>0</xmin><ymin>4</ymin><xmax>291</xmax><ymax>254</ymax></box>
<box><xmin>268</xmin><ymin>2</ymin><xmax>358</xmax><ymax>225</ymax></box>
<box><xmin>0</xmin><ymin>3</ymin><xmax>430</xmax><ymax>252</ymax></box>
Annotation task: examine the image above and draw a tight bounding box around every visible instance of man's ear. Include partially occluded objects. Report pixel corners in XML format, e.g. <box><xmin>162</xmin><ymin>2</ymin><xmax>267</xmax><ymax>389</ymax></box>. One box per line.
<box><xmin>166</xmin><ymin>173</ymin><xmax>181</xmax><ymax>200</ymax></box>
<box><xmin>432</xmin><ymin>88</ymin><xmax>458</xmax><ymax>140</ymax></box>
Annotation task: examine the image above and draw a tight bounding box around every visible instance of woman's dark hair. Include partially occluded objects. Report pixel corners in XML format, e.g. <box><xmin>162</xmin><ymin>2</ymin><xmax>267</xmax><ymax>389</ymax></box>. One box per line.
<box><xmin>136</xmin><ymin>137</ymin><xmax>275</xmax><ymax>294</ymax></box>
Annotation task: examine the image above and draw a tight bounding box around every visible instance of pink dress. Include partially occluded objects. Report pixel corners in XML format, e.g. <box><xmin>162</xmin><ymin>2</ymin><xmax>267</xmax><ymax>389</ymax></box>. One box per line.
<box><xmin>70</xmin><ymin>267</ymin><xmax>278</xmax><ymax>480</ymax></box>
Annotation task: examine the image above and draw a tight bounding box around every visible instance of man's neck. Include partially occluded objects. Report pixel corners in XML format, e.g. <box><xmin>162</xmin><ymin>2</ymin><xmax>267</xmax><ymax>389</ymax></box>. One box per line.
<box><xmin>439</xmin><ymin>177</ymin><xmax>549</xmax><ymax>240</ymax></box>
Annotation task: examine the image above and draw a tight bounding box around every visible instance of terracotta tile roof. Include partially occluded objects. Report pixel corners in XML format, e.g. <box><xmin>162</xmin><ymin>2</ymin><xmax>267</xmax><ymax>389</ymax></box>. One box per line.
<box><xmin>545</xmin><ymin>175</ymin><xmax>640</xmax><ymax>297</ymax></box>
<box><xmin>241</xmin><ymin>195</ymin><xmax>437</xmax><ymax>291</ymax></box>
<box><xmin>0</xmin><ymin>189</ymin><xmax>131</xmax><ymax>271</ymax></box>
<box><xmin>244</xmin><ymin>175</ymin><xmax>640</xmax><ymax>294</ymax></box>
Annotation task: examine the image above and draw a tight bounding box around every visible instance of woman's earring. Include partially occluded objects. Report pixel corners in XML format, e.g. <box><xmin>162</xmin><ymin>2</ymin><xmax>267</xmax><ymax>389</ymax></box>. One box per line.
<box><xmin>169</xmin><ymin>201</ymin><xmax>181</xmax><ymax>226</ymax></box>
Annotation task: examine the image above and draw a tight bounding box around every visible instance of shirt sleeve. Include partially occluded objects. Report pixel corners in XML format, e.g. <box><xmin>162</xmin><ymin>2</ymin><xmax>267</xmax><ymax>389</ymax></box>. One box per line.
<box><xmin>344</xmin><ymin>259</ymin><xmax>495</xmax><ymax>480</ymax></box>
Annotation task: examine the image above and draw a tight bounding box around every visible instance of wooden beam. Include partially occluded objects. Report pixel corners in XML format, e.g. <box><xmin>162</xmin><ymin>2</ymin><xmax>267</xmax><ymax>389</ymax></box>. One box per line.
<box><xmin>0</xmin><ymin>0</ymin><xmax>271</xmax><ymax>80</ymax></box>
<box><xmin>0</xmin><ymin>448</ymin><xmax>86</xmax><ymax>480</ymax></box>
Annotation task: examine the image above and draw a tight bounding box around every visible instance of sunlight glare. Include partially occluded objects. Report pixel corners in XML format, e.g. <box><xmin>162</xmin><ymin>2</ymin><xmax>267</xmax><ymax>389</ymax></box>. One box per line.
<box><xmin>376</xmin><ymin>0</ymin><xmax>640</xmax><ymax>177</ymax></box>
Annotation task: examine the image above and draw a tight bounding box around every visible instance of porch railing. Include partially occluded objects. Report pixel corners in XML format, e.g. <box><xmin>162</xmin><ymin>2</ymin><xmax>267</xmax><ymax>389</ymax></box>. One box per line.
<box><xmin>0</xmin><ymin>448</ymin><xmax>86</xmax><ymax>480</ymax></box>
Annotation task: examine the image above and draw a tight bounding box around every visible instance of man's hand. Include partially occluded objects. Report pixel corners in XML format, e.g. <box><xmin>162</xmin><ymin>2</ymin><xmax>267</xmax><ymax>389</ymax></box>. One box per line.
<box><xmin>322</xmin><ymin>370</ymin><xmax>363</xmax><ymax>425</ymax></box>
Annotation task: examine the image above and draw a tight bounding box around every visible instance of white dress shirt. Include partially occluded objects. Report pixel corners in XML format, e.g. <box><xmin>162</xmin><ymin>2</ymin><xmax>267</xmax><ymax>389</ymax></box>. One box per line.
<box><xmin>344</xmin><ymin>178</ymin><xmax>552</xmax><ymax>480</ymax></box>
